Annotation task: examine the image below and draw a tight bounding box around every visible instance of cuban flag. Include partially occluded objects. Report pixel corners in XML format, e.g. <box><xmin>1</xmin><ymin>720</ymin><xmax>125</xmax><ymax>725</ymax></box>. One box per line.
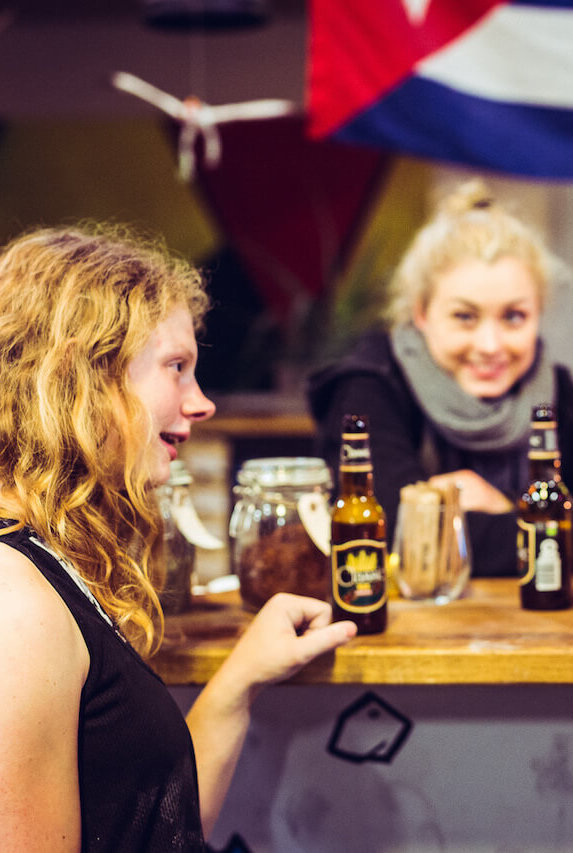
<box><xmin>307</xmin><ymin>0</ymin><xmax>573</xmax><ymax>178</ymax></box>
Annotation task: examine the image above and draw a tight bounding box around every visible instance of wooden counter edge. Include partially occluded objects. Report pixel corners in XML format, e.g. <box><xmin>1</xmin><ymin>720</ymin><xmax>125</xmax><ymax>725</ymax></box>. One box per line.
<box><xmin>150</xmin><ymin>581</ymin><xmax>573</xmax><ymax>687</ymax></box>
<box><xmin>152</xmin><ymin>644</ymin><xmax>573</xmax><ymax>687</ymax></box>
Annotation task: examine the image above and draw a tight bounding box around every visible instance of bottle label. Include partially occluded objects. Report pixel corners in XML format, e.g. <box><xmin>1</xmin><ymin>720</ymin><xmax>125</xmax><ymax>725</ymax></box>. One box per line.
<box><xmin>340</xmin><ymin>432</ymin><xmax>372</xmax><ymax>473</ymax></box>
<box><xmin>528</xmin><ymin>420</ymin><xmax>561</xmax><ymax>461</ymax></box>
<box><xmin>517</xmin><ymin>518</ymin><xmax>563</xmax><ymax>591</ymax></box>
<box><xmin>331</xmin><ymin>539</ymin><xmax>387</xmax><ymax>613</ymax></box>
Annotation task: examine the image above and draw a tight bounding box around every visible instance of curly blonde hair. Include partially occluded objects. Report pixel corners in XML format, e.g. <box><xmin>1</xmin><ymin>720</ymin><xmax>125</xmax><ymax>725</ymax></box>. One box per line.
<box><xmin>0</xmin><ymin>223</ymin><xmax>209</xmax><ymax>655</ymax></box>
<box><xmin>384</xmin><ymin>179</ymin><xmax>553</xmax><ymax>327</ymax></box>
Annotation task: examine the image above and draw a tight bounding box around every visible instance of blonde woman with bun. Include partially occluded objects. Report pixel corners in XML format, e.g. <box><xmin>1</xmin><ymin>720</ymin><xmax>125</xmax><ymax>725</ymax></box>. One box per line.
<box><xmin>0</xmin><ymin>224</ymin><xmax>357</xmax><ymax>851</ymax></box>
<box><xmin>308</xmin><ymin>180</ymin><xmax>573</xmax><ymax>577</ymax></box>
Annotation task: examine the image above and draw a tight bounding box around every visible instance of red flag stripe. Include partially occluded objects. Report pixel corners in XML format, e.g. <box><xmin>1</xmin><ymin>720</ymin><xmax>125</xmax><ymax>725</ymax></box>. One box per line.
<box><xmin>308</xmin><ymin>0</ymin><xmax>502</xmax><ymax>137</ymax></box>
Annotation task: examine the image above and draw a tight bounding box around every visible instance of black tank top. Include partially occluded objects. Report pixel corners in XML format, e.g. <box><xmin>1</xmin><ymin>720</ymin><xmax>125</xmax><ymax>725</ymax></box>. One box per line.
<box><xmin>1</xmin><ymin>524</ymin><xmax>205</xmax><ymax>852</ymax></box>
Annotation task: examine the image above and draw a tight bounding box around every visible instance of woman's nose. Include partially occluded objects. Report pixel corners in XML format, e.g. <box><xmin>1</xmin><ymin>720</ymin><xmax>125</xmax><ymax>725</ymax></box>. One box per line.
<box><xmin>183</xmin><ymin>383</ymin><xmax>216</xmax><ymax>422</ymax></box>
<box><xmin>473</xmin><ymin>320</ymin><xmax>502</xmax><ymax>354</ymax></box>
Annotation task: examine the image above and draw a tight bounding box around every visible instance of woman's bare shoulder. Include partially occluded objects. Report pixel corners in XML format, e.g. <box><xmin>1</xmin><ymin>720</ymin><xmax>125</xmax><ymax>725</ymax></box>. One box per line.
<box><xmin>0</xmin><ymin>541</ymin><xmax>90</xmax><ymax>681</ymax></box>
<box><xmin>0</xmin><ymin>542</ymin><xmax>87</xmax><ymax>848</ymax></box>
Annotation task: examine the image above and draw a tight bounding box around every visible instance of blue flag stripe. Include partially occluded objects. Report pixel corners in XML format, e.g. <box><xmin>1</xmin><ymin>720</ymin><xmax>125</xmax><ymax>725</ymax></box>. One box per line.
<box><xmin>512</xmin><ymin>0</ymin><xmax>573</xmax><ymax>7</ymax></box>
<box><xmin>335</xmin><ymin>75</ymin><xmax>573</xmax><ymax>179</ymax></box>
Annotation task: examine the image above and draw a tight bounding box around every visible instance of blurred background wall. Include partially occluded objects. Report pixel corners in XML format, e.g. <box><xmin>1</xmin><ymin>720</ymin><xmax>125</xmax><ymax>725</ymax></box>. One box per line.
<box><xmin>2</xmin><ymin>0</ymin><xmax>572</xmax><ymax>398</ymax></box>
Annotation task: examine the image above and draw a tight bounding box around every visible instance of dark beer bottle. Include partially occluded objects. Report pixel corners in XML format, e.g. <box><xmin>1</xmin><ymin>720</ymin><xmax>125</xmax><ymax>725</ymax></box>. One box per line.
<box><xmin>517</xmin><ymin>403</ymin><xmax>572</xmax><ymax>610</ymax></box>
<box><xmin>330</xmin><ymin>413</ymin><xmax>387</xmax><ymax>633</ymax></box>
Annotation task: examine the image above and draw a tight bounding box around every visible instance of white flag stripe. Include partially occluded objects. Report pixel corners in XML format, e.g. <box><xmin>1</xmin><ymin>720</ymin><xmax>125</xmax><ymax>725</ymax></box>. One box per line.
<box><xmin>416</xmin><ymin>6</ymin><xmax>573</xmax><ymax>108</ymax></box>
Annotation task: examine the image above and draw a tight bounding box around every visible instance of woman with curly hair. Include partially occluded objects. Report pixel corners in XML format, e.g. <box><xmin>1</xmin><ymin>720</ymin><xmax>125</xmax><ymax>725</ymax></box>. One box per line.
<box><xmin>0</xmin><ymin>224</ymin><xmax>356</xmax><ymax>851</ymax></box>
<box><xmin>308</xmin><ymin>179</ymin><xmax>573</xmax><ymax>578</ymax></box>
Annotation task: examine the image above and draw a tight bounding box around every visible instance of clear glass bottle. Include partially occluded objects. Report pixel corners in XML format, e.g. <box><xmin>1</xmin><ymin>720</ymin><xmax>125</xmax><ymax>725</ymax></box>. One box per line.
<box><xmin>156</xmin><ymin>460</ymin><xmax>197</xmax><ymax>615</ymax></box>
<box><xmin>229</xmin><ymin>456</ymin><xmax>332</xmax><ymax>611</ymax></box>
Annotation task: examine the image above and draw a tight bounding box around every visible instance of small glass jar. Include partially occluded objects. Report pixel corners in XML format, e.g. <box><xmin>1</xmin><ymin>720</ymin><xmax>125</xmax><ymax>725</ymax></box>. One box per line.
<box><xmin>229</xmin><ymin>457</ymin><xmax>332</xmax><ymax>611</ymax></box>
<box><xmin>156</xmin><ymin>460</ymin><xmax>197</xmax><ymax>615</ymax></box>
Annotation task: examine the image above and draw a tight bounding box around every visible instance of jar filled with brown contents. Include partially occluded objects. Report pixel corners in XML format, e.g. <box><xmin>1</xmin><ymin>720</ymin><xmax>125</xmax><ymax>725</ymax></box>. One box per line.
<box><xmin>229</xmin><ymin>457</ymin><xmax>332</xmax><ymax>611</ymax></box>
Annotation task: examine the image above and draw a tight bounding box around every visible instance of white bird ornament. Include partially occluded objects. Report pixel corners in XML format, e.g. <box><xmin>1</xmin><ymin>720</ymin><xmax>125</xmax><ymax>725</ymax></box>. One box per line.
<box><xmin>111</xmin><ymin>71</ymin><xmax>296</xmax><ymax>181</ymax></box>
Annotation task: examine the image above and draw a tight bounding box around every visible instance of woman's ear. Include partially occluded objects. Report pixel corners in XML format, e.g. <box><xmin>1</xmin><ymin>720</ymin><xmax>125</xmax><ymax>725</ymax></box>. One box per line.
<box><xmin>412</xmin><ymin>300</ymin><xmax>427</xmax><ymax>332</ymax></box>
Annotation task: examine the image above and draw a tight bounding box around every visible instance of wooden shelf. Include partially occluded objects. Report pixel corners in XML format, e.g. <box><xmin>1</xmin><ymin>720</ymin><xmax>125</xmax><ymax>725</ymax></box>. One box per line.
<box><xmin>193</xmin><ymin>412</ymin><xmax>315</xmax><ymax>438</ymax></box>
<box><xmin>151</xmin><ymin>579</ymin><xmax>573</xmax><ymax>686</ymax></box>
<box><xmin>189</xmin><ymin>392</ymin><xmax>316</xmax><ymax>438</ymax></box>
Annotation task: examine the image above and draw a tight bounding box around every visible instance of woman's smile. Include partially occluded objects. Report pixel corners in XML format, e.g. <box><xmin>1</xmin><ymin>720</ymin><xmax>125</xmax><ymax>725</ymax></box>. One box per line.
<box><xmin>159</xmin><ymin>431</ymin><xmax>186</xmax><ymax>461</ymax></box>
<box><xmin>465</xmin><ymin>358</ymin><xmax>509</xmax><ymax>379</ymax></box>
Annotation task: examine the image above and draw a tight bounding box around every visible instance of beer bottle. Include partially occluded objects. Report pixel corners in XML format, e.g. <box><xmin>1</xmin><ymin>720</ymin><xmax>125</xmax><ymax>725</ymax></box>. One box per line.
<box><xmin>330</xmin><ymin>413</ymin><xmax>387</xmax><ymax>633</ymax></box>
<box><xmin>517</xmin><ymin>403</ymin><xmax>572</xmax><ymax>610</ymax></box>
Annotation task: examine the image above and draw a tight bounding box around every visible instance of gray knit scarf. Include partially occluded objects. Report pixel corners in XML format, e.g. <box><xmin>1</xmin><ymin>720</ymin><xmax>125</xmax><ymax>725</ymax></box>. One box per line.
<box><xmin>390</xmin><ymin>324</ymin><xmax>554</xmax><ymax>453</ymax></box>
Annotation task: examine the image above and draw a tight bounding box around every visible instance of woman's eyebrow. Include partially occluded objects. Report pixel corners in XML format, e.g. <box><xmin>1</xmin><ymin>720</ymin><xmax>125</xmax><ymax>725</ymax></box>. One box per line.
<box><xmin>448</xmin><ymin>297</ymin><xmax>532</xmax><ymax>308</ymax></box>
<box><xmin>162</xmin><ymin>341</ymin><xmax>196</xmax><ymax>359</ymax></box>
<box><xmin>447</xmin><ymin>298</ymin><xmax>476</xmax><ymax>308</ymax></box>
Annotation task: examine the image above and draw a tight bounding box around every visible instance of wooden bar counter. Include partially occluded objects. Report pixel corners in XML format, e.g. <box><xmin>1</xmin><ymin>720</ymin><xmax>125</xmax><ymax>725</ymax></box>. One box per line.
<box><xmin>152</xmin><ymin>578</ymin><xmax>573</xmax><ymax>686</ymax></box>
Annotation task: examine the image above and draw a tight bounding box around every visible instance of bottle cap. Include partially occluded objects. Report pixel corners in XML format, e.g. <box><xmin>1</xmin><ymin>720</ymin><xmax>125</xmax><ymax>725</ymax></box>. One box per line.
<box><xmin>531</xmin><ymin>403</ymin><xmax>555</xmax><ymax>422</ymax></box>
<box><xmin>342</xmin><ymin>413</ymin><xmax>369</xmax><ymax>434</ymax></box>
<box><xmin>167</xmin><ymin>459</ymin><xmax>193</xmax><ymax>486</ymax></box>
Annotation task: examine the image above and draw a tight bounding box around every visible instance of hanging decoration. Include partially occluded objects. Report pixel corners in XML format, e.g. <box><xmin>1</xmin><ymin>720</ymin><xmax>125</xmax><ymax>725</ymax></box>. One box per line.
<box><xmin>111</xmin><ymin>71</ymin><xmax>295</xmax><ymax>181</ymax></box>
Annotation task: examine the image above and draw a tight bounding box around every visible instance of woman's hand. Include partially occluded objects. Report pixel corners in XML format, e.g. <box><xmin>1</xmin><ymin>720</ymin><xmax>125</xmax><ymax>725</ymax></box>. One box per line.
<box><xmin>428</xmin><ymin>469</ymin><xmax>514</xmax><ymax>514</ymax></box>
<box><xmin>186</xmin><ymin>594</ymin><xmax>356</xmax><ymax>838</ymax></box>
<box><xmin>225</xmin><ymin>593</ymin><xmax>357</xmax><ymax>699</ymax></box>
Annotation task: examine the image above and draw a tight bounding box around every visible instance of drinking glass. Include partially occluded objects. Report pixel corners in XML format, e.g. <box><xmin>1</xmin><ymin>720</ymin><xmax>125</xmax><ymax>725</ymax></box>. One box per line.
<box><xmin>391</xmin><ymin>493</ymin><xmax>471</xmax><ymax>604</ymax></box>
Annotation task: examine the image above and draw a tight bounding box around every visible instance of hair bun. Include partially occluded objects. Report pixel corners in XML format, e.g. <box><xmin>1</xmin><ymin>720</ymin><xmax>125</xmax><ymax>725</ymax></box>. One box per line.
<box><xmin>438</xmin><ymin>178</ymin><xmax>495</xmax><ymax>216</ymax></box>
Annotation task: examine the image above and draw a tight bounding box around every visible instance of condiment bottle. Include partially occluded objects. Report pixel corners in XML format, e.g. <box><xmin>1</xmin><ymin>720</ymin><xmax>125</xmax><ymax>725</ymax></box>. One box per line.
<box><xmin>330</xmin><ymin>413</ymin><xmax>387</xmax><ymax>633</ymax></box>
<box><xmin>517</xmin><ymin>402</ymin><xmax>573</xmax><ymax>610</ymax></box>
